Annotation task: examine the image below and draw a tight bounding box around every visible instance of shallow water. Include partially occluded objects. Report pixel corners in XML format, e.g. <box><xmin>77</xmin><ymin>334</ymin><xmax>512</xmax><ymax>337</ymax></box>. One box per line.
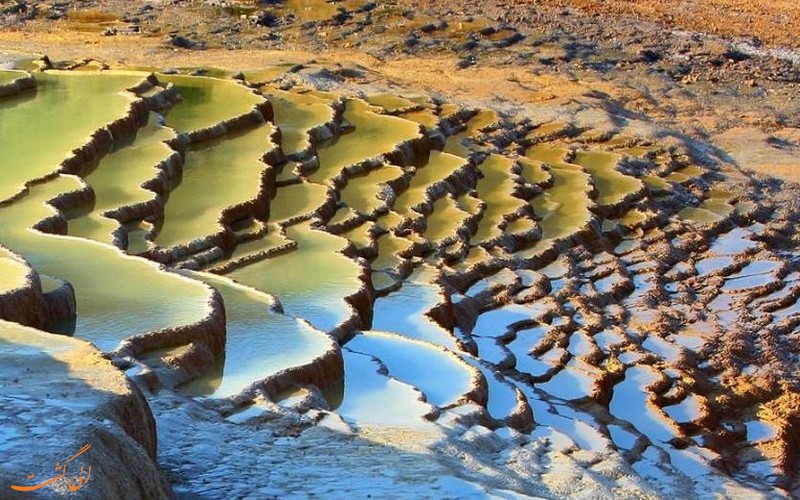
<box><xmin>275</xmin><ymin>0</ymin><xmax>363</xmax><ymax>22</ymax></box>
<box><xmin>372</xmin><ymin>267</ymin><xmax>456</xmax><ymax>349</ymax></box>
<box><xmin>722</xmin><ymin>263</ymin><xmax>779</xmax><ymax>292</ymax></box>
<box><xmin>666</xmin><ymin>165</ymin><xmax>704</xmax><ymax>183</ymax></box>
<box><xmin>346</xmin><ymin>331</ymin><xmax>473</xmax><ymax>407</ymax></box>
<box><xmin>679</xmin><ymin>189</ymin><xmax>735</xmax><ymax>225</ymax></box>
<box><xmin>594</xmin><ymin>273</ymin><xmax>626</xmax><ymax>294</ymax></box>
<box><xmin>539</xmin><ymin>363</ymin><xmax>596</xmax><ymax>400</ymax></box>
<box><xmin>0</xmin><ymin>69</ymin><xmax>26</xmax><ymax>85</ymax></box>
<box><xmin>393</xmin><ymin>150</ymin><xmax>466</xmax><ymax>214</ymax></box>
<box><xmin>695</xmin><ymin>256</ymin><xmax>734</xmax><ymax>277</ymax></box>
<box><xmin>339</xmin><ymin>164</ymin><xmax>404</xmax><ymax>216</ymax></box>
<box><xmin>567</xmin><ymin>332</ymin><xmax>594</xmax><ymax>357</ymax></box>
<box><xmin>0</xmin><ymin>175</ymin><xmax>211</xmax><ymax>350</ymax></box>
<box><xmin>505</xmin><ymin>326</ymin><xmax>552</xmax><ymax>377</ymax></box>
<box><xmin>609</xmin><ymin>366</ymin><xmax>679</xmax><ymax>443</ymax></box>
<box><xmin>462</xmin><ymin>356</ymin><xmax>520</xmax><ymax>420</ymax></box>
<box><xmin>518</xmin><ymin>383</ymin><xmax>609</xmax><ymax>451</ymax></box>
<box><xmin>340</xmin><ymin>221</ymin><xmax>375</xmax><ymax>249</ymax></box>
<box><xmin>336</xmin><ymin>349</ymin><xmax>435</xmax><ymax>427</ymax></box>
<box><xmin>526</xmin><ymin>147</ymin><xmax>592</xmax><ymax>242</ymax></box>
<box><xmin>709</xmin><ymin>227</ymin><xmax>758</xmax><ymax>255</ymax></box>
<box><xmin>269</xmin><ymin>181</ymin><xmax>329</xmax><ymax>224</ymax></box>
<box><xmin>472</xmin><ymin>304</ymin><xmax>532</xmax><ymax>338</ymax></box>
<box><xmin>517</xmin><ymin>157</ymin><xmax>551</xmax><ymax>185</ymax></box>
<box><xmin>471</xmin><ymin>155</ymin><xmax>526</xmax><ymax>244</ymax></box>
<box><xmin>745</xmin><ymin>420</ymin><xmax>777</xmax><ymax>443</ymax></box>
<box><xmin>443</xmin><ymin>109</ymin><xmax>498</xmax><ymax>157</ymax></box>
<box><xmin>69</xmin><ymin>113</ymin><xmax>176</xmax><ymax>243</ymax></box>
<box><xmin>365</xmin><ymin>93</ymin><xmax>416</xmax><ymax>113</ymax></box>
<box><xmin>0</xmin><ymin>254</ymin><xmax>28</xmax><ymax>292</ymax></box>
<box><xmin>0</xmin><ymin>70</ymin><xmax>144</xmax><ymax>203</ymax></box>
<box><xmin>608</xmin><ymin>424</ymin><xmax>639</xmax><ymax>450</ymax></box>
<box><xmin>663</xmin><ymin>395</ymin><xmax>702</xmax><ymax>423</ymax></box>
<box><xmin>372</xmin><ymin>231</ymin><xmax>412</xmax><ymax>271</ymax></box>
<box><xmin>472</xmin><ymin>336</ymin><xmax>509</xmax><ymax>365</ymax></box>
<box><xmin>155</xmin><ymin>123</ymin><xmax>276</xmax><ymax>248</ymax></box>
<box><xmin>181</xmin><ymin>273</ymin><xmax>331</xmax><ymax>398</ymax></box>
<box><xmin>228</xmin><ymin>225</ymin><xmax>292</xmax><ymax>262</ymax></box>
<box><xmin>264</xmin><ymin>87</ymin><xmax>334</xmax><ymax>156</ymax></box>
<box><xmin>228</xmin><ymin>222</ymin><xmax>361</xmax><ymax>333</ymax></box>
<box><xmin>310</xmin><ymin>98</ymin><xmax>420</xmax><ymax>185</ymax></box>
<box><xmin>424</xmin><ymin>196</ymin><xmax>470</xmax><ymax>243</ymax></box>
<box><xmin>160</xmin><ymin>74</ymin><xmax>264</xmax><ymax>135</ymax></box>
<box><xmin>573</xmin><ymin>150</ymin><xmax>642</xmax><ymax>207</ymax></box>
<box><xmin>401</xmin><ymin>108</ymin><xmax>439</xmax><ymax>129</ymax></box>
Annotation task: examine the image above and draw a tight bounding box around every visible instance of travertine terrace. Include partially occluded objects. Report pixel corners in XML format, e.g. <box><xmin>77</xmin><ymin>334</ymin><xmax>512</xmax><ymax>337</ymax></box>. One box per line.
<box><xmin>1</xmin><ymin>3</ymin><xmax>800</xmax><ymax>496</ymax></box>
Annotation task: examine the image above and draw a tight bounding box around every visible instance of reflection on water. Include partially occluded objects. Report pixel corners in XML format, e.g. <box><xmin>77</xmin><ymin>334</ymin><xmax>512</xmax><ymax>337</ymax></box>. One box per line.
<box><xmin>181</xmin><ymin>272</ymin><xmax>332</xmax><ymax>398</ymax></box>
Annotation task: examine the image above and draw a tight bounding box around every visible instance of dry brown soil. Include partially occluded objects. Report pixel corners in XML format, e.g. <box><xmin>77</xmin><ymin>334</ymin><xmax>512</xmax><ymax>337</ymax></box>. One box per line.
<box><xmin>510</xmin><ymin>0</ymin><xmax>800</xmax><ymax>48</ymax></box>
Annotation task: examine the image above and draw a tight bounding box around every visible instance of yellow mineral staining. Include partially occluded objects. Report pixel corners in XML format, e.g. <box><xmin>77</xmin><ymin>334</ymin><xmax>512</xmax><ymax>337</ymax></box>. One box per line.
<box><xmin>310</xmin><ymin>98</ymin><xmax>421</xmax><ymax>185</ymax></box>
<box><xmin>160</xmin><ymin>74</ymin><xmax>265</xmax><ymax>135</ymax></box>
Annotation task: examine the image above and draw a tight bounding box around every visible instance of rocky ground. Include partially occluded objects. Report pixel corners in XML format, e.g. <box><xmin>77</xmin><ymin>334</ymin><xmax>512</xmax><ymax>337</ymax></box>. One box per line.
<box><xmin>1</xmin><ymin>1</ymin><xmax>800</xmax><ymax>499</ymax></box>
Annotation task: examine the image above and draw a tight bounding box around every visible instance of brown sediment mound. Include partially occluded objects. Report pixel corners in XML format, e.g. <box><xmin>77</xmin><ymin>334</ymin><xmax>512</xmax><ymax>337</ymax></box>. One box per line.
<box><xmin>113</xmin><ymin>283</ymin><xmax>226</xmax><ymax>387</ymax></box>
<box><xmin>0</xmin><ymin>321</ymin><xmax>171</xmax><ymax>499</ymax></box>
<box><xmin>59</xmin><ymin>80</ymin><xmax>155</xmax><ymax>177</ymax></box>
<box><xmin>0</xmin><ymin>248</ymin><xmax>45</xmax><ymax>328</ymax></box>
<box><xmin>0</xmin><ymin>70</ymin><xmax>36</xmax><ymax>97</ymax></box>
<box><xmin>505</xmin><ymin>387</ymin><xmax>535</xmax><ymax>431</ymax></box>
<box><xmin>12</xmin><ymin>174</ymin><xmax>228</xmax><ymax>386</ymax></box>
<box><xmin>240</xmin><ymin>336</ymin><xmax>345</xmax><ymax>404</ymax></box>
<box><xmin>147</xmin><ymin>126</ymin><xmax>284</xmax><ymax>266</ymax></box>
<box><xmin>40</xmin><ymin>275</ymin><xmax>77</xmax><ymax>329</ymax></box>
<box><xmin>183</xmin><ymin>92</ymin><xmax>273</xmax><ymax>144</ymax></box>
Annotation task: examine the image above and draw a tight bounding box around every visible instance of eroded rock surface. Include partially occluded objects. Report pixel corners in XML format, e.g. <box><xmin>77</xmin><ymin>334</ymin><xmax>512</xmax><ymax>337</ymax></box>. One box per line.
<box><xmin>0</xmin><ymin>321</ymin><xmax>170</xmax><ymax>499</ymax></box>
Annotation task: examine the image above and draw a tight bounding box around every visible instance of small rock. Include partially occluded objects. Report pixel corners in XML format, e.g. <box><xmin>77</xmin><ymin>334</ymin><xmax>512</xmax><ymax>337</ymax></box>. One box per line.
<box><xmin>420</xmin><ymin>23</ymin><xmax>437</xmax><ymax>34</ymax></box>
<box><xmin>169</xmin><ymin>35</ymin><xmax>196</xmax><ymax>49</ymax></box>
<box><xmin>638</xmin><ymin>49</ymin><xmax>662</xmax><ymax>63</ymax></box>
<box><xmin>1</xmin><ymin>1</ymin><xmax>27</xmax><ymax>15</ymax></box>
<box><xmin>45</xmin><ymin>8</ymin><xmax>65</xmax><ymax>20</ymax></box>
<box><xmin>255</xmin><ymin>11</ymin><xmax>279</xmax><ymax>27</ymax></box>
<box><xmin>460</xmin><ymin>39</ymin><xmax>478</xmax><ymax>51</ymax></box>
<box><xmin>332</xmin><ymin>9</ymin><xmax>351</xmax><ymax>24</ymax></box>
<box><xmin>722</xmin><ymin>48</ymin><xmax>750</xmax><ymax>63</ymax></box>
<box><xmin>458</xmin><ymin>54</ymin><xmax>477</xmax><ymax>69</ymax></box>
